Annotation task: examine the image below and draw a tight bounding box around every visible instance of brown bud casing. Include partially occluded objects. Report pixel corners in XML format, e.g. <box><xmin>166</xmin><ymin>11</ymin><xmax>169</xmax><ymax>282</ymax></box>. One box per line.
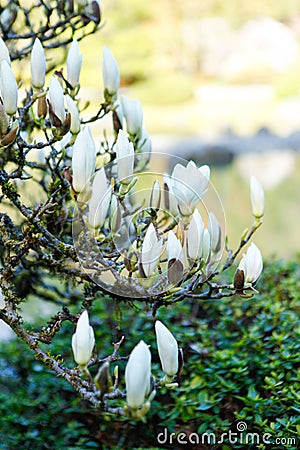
<box><xmin>48</xmin><ymin>100</ymin><xmax>62</xmax><ymax>128</ymax></box>
<box><xmin>37</xmin><ymin>96</ymin><xmax>47</xmax><ymax>118</ymax></box>
<box><xmin>1</xmin><ymin>125</ymin><xmax>18</xmax><ymax>147</ymax></box>
<box><xmin>63</xmin><ymin>167</ymin><xmax>73</xmax><ymax>184</ymax></box>
<box><xmin>0</xmin><ymin>102</ymin><xmax>9</xmax><ymax>136</ymax></box>
<box><xmin>112</xmin><ymin>109</ymin><xmax>122</xmax><ymax>134</ymax></box>
<box><xmin>90</xmin><ymin>0</ymin><xmax>101</xmax><ymax>24</ymax></box>
<box><xmin>168</xmin><ymin>258</ymin><xmax>184</xmax><ymax>285</ymax></box>
<box><xmin>94</xmin><ymin>362</ymin><xmax>112</xmax><ymax>394</ymax></box>
<box><xmin>164</xmin><ymin>182</ymin><xmax>170</xmax><ymax>211</ymax></box>
<box><xmin>61</xmin><ymin>112</ymin><xmax>71</xmax><ymax>136</ymax></box>
<box><xmin>234</xmin><ymin>268</ymin><xmax>245</xmax><ymax>290</ymax></box>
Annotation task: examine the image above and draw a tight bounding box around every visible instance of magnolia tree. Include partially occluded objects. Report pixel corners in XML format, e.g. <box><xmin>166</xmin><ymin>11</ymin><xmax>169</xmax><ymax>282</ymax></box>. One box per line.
<box><xmin>0</xmin><ymin>1</ymin><xmax>265</xmax><ymax>420</ymax></box>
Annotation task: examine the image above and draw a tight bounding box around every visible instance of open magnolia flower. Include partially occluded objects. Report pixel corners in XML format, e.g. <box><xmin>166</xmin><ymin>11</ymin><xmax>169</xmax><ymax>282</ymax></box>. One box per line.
<box><xmin>171</xmin><ymin>161</ymin><xmax>210</xmax><ymax>216</ymax></box>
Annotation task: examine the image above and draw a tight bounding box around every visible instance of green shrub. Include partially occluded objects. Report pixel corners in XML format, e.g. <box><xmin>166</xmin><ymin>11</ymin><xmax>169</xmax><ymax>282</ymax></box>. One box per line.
<box><xmin>0</xmin><ymin>258</ymin><xmax>299</xmax><ymax>449</ymax></box>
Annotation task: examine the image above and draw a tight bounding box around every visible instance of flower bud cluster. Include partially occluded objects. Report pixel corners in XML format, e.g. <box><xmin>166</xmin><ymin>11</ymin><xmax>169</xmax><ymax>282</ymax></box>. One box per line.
<box><xmin>0</xmin><ymin>31</ymin><xmax>264</xmax><ymax>303</ymax></box>
<box><xmin>72</xmin><ymin>311</ymin><xmax>181</xmax><ymax>420</ymax></box>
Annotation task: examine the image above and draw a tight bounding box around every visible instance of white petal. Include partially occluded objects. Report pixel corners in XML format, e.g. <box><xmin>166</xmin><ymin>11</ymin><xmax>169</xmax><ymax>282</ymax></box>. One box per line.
<box><xmin>88</xmin><ymin>168</ymin><xmax>112</xmax><ymax>228</ymax></box>
<box><xmin>67</xmin><ymin>39</ymin><xmax>82</xmax><ymax>88</ymax></box>
<box><xmin>0</xmin><ymin>37</ymin><xmax>10</xmax><ymax>65</ymax></box>
<box><xmin>155</xmin><ymin>321</ymin><xmax>178</xmax><ymax>377</ymax></box>
<box><xmin>72</xmin><ymin>126</ymin><xmax>96</xmax><ymax>194</ymax></box>
<box><xmin>0</xmin><ymin>60</ymin><xmax>18</xmax><ymax>115</ymax></box>
<box><xmin>30</xmin><ymin>38</ymin><xmax>46</xmax><ymax>89</ymax></box>
<box><xmin>115</xmin><ymin>130</ymin><xmax>134</xmax><ymax>183</ymax></box>
<box><xmin>187</xmin><ymin>209</ymin><xmax>203</xmax><ymax>260</ymax></box>
<box><xmin>250</xmin><ymin>176</ymin><xmax>264</xmax><ymax>218</ymax></box>
<box><xmin>102</xmin><ymin>46</ymin><xmax>120</xmax><ymax>95</ymax></box>
<box><xmin>167</xmin><ymin>231</ymin><xmax>184</xmax><ymax>265</ymax></box>
<box><xmin>48</xmin><ymin>76</ymin><xmax>66</xmax><ymax>123</ymax></box>
<box><xmin>141</xmin><ymin>223</ymin><xmax>162</xmax><ymax>277</ymax></box>
<box><xmin>125</xmin><ymin>340</ymin><xmax>151</xmax><ymax>409</ymax></box>
<box><xmin>121</xmin><ymin>95</ymin><xmax>143</xmax><ymax>136</ymax></box>
<box><xmin>71</xmin><ymin>310</ymin><xmax>95</xmax><ymax>366</ymax></box>
<box><xmin>66</xmin><ymin>94</ymin><xmax>81</xmax><ymax>134</ymax></box>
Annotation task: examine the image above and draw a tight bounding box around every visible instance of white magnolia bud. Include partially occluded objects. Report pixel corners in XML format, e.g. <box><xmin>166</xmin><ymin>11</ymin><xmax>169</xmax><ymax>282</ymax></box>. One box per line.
<box><xmin>72</xmin><ymin>126</ymin><xmax>96</xmax><ymax>200</ymax></box>
<box><xmin>0</xmin><ymin>37</ymin><xmax>11</xmax><ymax>65</ymax></box>
<box><xmin>155</xmin><ymin>320</ymin><xmax>178</xmax><ymax>378</ymax></box>
<box><xmin>88</xmin><ymin>168</ymin><xmax>112</xmax><ymax>228</ymax></box>
<box><xmin>250</xmin><ymin>176</ymin><xmax>264</xmax><ymax>219</ymax></box>
<box><xmin>149</xmin><ymin>180</ymin><xmax>161</xmax><ymax>210</ymax></box>
<box><xmin>66</xmin><ymin>39</ymin><xmax>82</xmax><ymax>88</ymax></box>
<box><xmin>66</xmin><ymin>95</ymin><xmax>81</xmax><ymax>134</ymax></box>
<box><xmin>125</xmin><ymin>340</ymin><xmax>151</xmax><ymax>410</ymax></box>
<box><xmin>171</xmin><ymin>161</ymin><xmax>210</xmax><ymax>216</ymax></box>
<box><xmin>71</xmin><ymin>310</ymin><xmax>95</xmax><ymax>367</ymax></box>
<box><xmin>30</xmin><ymin>38</ymin><xmax>46</xmax><ymax>89</ymax></box>
<box><xmin>121</xmin><ymin>95</ymin><xmax>143</xmax><ymax>137</ymax></box>
<box><xmin>115</xmin><ymin>129</ymin><xmax>134</xmax><ymax>184</ymax></box>
<box><xmin>238</xmin><ymin>242</ymin><xmax>263</xmax><ymax>287</ymax></box>
<box><xmin>0</xmin><ymin>60</ymin><xmax>18</xmax><ymax>115</ymax></box>
<box><xmin>202</xmin><ymin>228</ymin><xmax>211</xmax><ymax>264</ymax></box>
<box><xmin>102</xmin><ymin>46</ymin><xmax>120</xmax><ymax>98</ymax></box>
<box><xmin>109</xmin><ymin>194</ymin><xmax>122</xmax><ymax>232</ymax></box>
<box><xmin>141</xmin><ymin>223</ymin><xmax>163</xmax><ymax>277</ymax></box>
<box><xmin>48</xmin><ymin>76</ymin><xmax>66</xmax><ymax>124</ymax></box>
<box><xmin>187</xmin><ymin>208</ymin><xmax>204</xmax><ymax>261</ymax></box>
<box><xmin>208</xmin><ymin>212</ymin><xmax>221</xmax><ymax>254</ymax></box>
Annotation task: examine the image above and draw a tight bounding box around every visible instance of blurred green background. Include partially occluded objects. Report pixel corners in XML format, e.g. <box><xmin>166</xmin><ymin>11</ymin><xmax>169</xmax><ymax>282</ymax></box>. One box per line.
<box><xmin>77</xmin><ymin>0</ymin><xmax>300</xmax><ymax>260</ymax></box>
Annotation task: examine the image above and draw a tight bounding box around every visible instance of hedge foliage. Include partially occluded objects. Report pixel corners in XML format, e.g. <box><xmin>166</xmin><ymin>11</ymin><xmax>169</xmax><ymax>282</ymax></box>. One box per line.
<box><xmin>0</xmin><ymin>257</ymin><xmax>299</xmax><ymax>449</ymax></box>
